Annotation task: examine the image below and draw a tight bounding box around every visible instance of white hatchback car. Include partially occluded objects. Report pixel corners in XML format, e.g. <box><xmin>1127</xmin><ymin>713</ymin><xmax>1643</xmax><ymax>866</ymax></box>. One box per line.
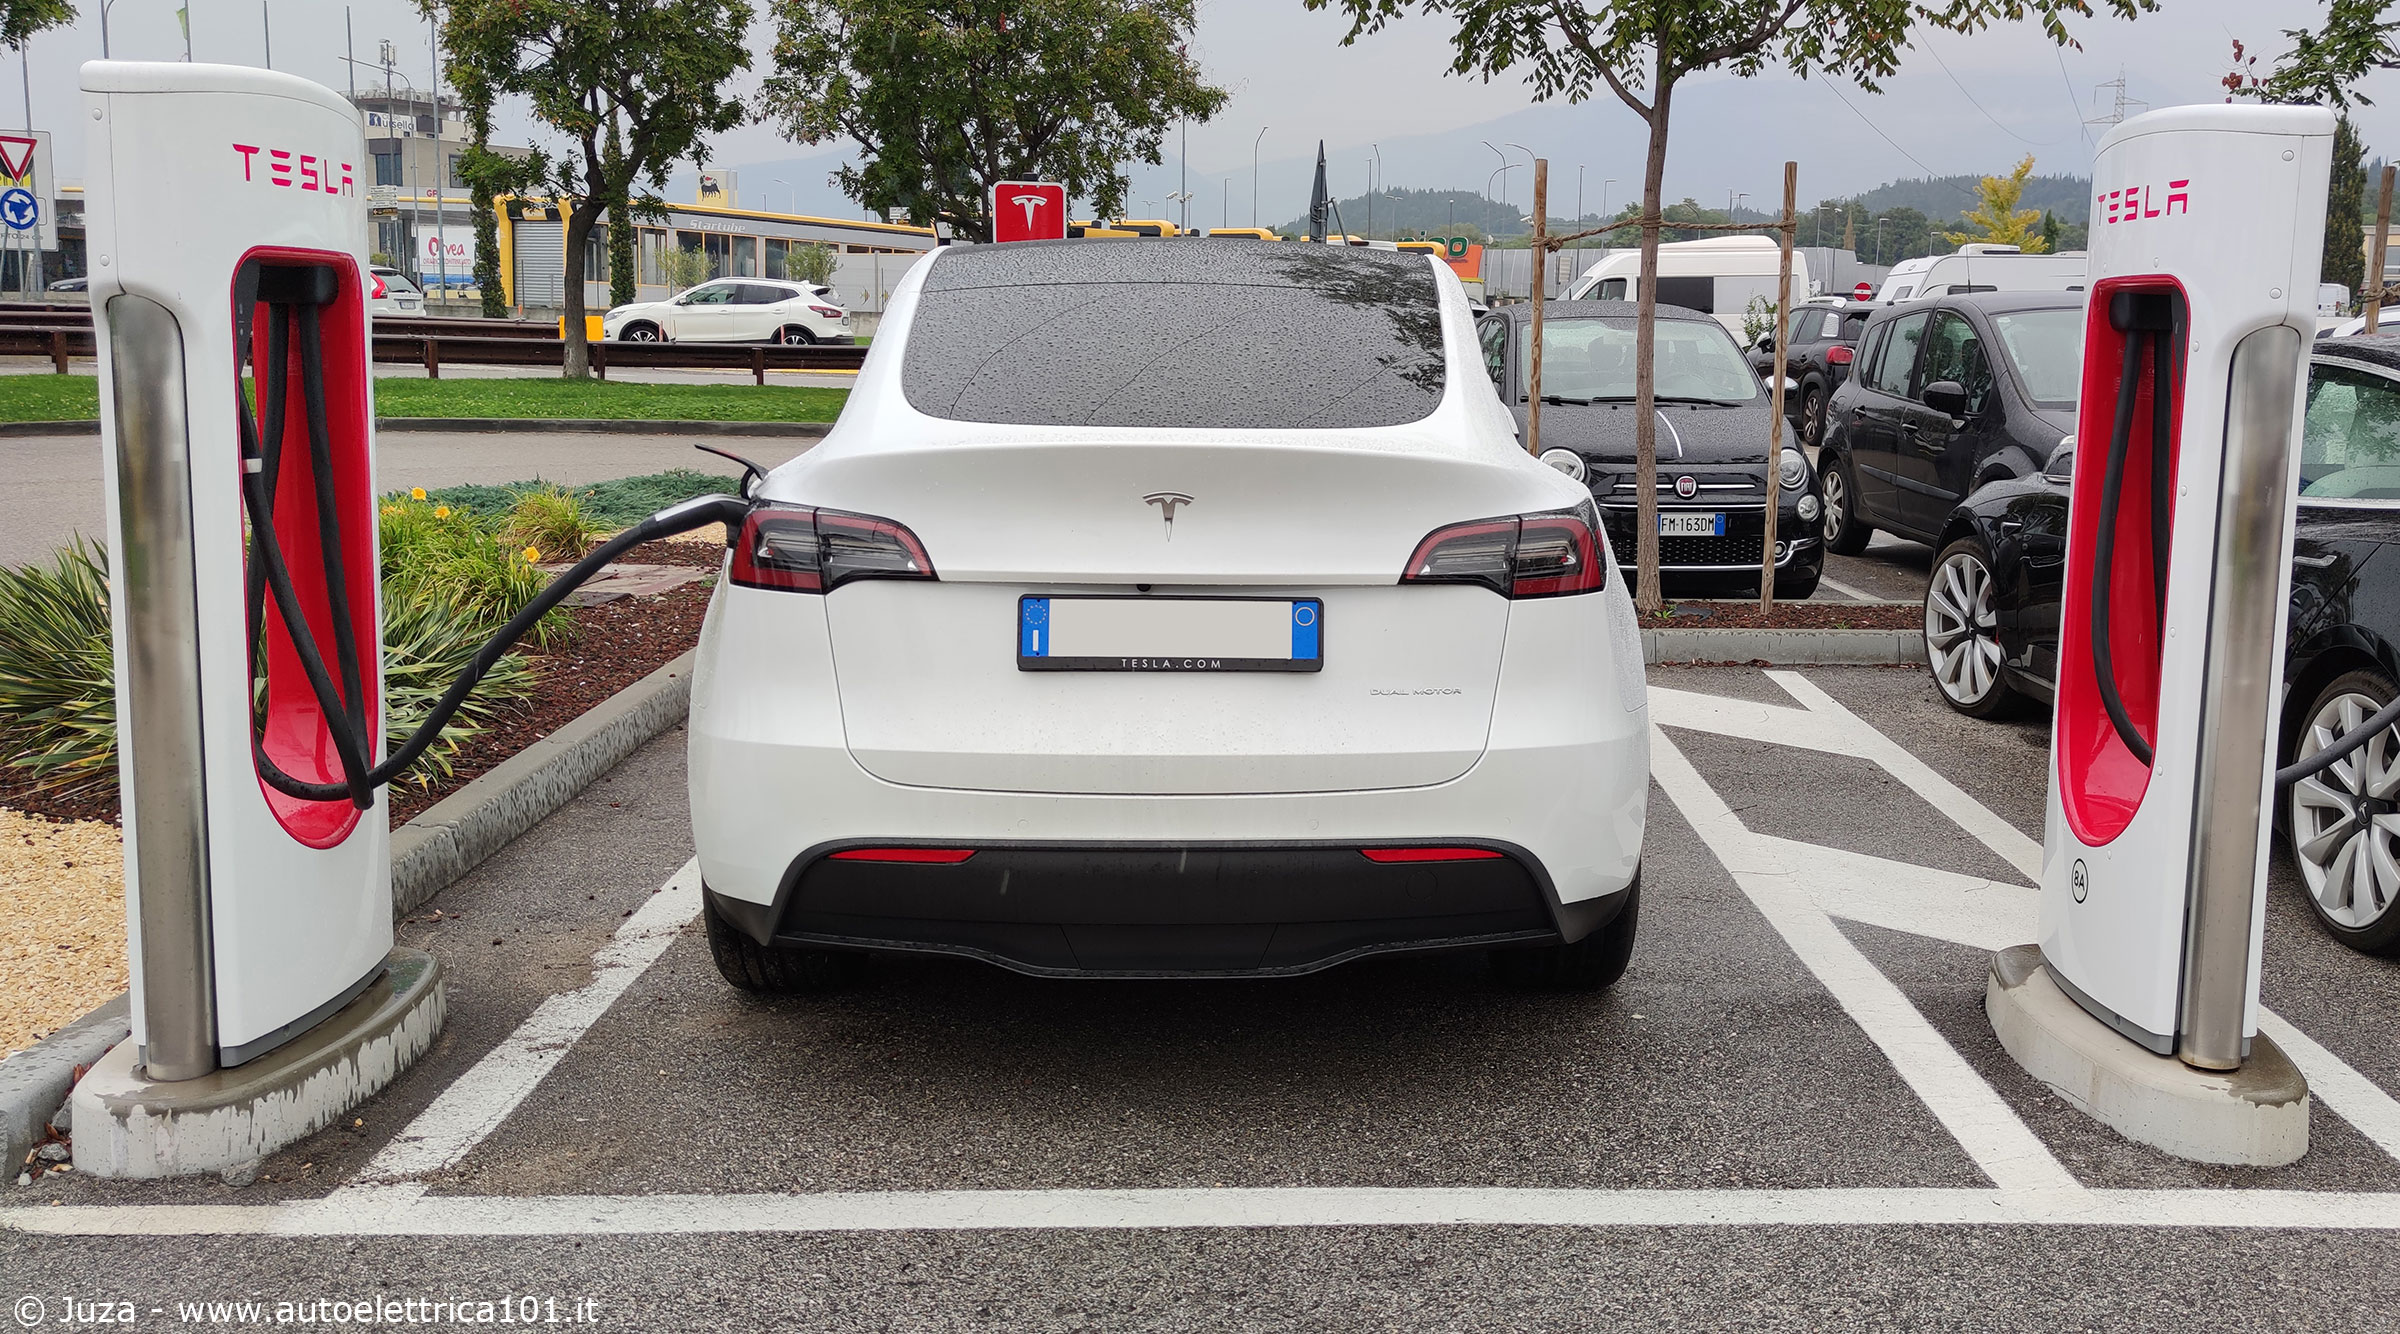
<box><xmin>367</xmin><ymin>265</ymin><xmax>423</xmax><ymax>316</ymax></box>
<box><xmin>603</xmin><ymin>276</ymin><xmax>851</xmax><ymax>344</ymax></box>
<box><xmin>689</xmin><ymin>240</ymin><xmax>1649</xmax><ymax>992</ymax></box>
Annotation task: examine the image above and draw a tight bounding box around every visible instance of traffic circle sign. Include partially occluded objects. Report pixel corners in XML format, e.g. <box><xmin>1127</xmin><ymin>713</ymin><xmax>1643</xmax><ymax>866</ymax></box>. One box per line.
<box><xmin>1</xmin><ymin>188</ymin><xmax>38</xmax><ymax>231</ymax></box>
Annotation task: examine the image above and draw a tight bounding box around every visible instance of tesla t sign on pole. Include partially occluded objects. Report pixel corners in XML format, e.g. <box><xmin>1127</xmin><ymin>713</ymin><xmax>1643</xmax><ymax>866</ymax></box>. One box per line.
<box><xmin>993</xmin><ymin>181</ymin><xmax>1068</xmax><ymax>242</ymax></box>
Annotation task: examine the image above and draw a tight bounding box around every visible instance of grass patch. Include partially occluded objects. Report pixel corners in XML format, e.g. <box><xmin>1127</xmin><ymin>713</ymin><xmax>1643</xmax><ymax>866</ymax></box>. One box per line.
<box><xmin>0</xmin><ymin>375</ymin><xmax>100</xmax><ymax>422</ymax></box>
<box><xmin>369</xmin><ymin>377</ymin><xmax>847</xmax><ymax>422</ymax></box>
<box><xmin>415</xmin><ymin>469</ymin><xmax>741</xmax><ymax>531</ymax></box>
<box><xmin>0</xmin><ymin>375</ymin><xmax>846</xmax><ymax>424</ymax></box>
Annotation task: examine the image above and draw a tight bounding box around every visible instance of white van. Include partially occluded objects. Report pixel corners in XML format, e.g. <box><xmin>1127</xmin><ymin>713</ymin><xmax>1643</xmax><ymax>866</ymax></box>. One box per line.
<box><xmin>1560</xmin><ymin>236</ymin><xmax>1814</xmax><ymax>337</ymax></box>
<box><xmin>1873</xmin><ymin>244</ymin><xmax>2086</xmax><ymax>304</ymax></box>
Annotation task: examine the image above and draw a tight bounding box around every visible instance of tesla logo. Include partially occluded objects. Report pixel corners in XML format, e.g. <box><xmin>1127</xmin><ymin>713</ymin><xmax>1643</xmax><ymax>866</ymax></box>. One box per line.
<box><xmin>1011</xmin><ymin>194</ymin><xmax>1050</xmax><ymax>229</ymax></box>
<box><xmin>1675</xmin><ymin>475</ymin><xmax>1698</xmax><ymax>498</ymax></box>
<box><xmin>233</xmin><ymin>143</ymin><xmax>355</xmax><ymax>196</ymax></box>
<box><xmin>2098</xmin><ymin>178</ymin><xmax>2189</xmax><ymax>225</ymax></box>
<box><xmin>1144</xmin><ymin>491</ymin><xmax>1193</xmax><ymax>539</ymax></box>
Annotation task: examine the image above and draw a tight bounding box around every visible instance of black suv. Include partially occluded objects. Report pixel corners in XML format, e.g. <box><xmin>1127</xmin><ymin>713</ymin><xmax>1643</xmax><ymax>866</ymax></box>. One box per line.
<box><xmin>1817</xmin><ymin>291</ymin><xmax>2080</xmax><ymax>555</ymax></box>
<box><xmin>1749</xmin><ymin>301</ymin><xmax>1874</xmax><ymax>447</ymax></box>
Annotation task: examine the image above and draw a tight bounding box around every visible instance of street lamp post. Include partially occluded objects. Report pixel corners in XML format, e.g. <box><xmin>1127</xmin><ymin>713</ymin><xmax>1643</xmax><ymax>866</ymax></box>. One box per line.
<box><xmin>773</xmin><ymin>178</ymin><xmax>789</xmax><ymax>216</ymax></box>
<box><xmin>1373</xmin><ymin>143</ymin><xmax>1385</xmax><ymax>238</ymax></box>
<box><xmin>1253</xmin><ymin>126</ymin><xmax>1268</xmax><ymax>228</ymax></box>
<box><xmin>1224</xmin><ymin>178</ymin><xmax>1231</xmax><ymax>230</ymax></box>
<box><xmin>1875</xmin><ymin>218</ymin><xmax>1888</xmax><ymax>265</ymax></box>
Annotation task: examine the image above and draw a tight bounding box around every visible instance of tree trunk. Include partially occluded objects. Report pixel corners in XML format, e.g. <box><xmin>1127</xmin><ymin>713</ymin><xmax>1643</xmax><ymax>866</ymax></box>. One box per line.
<box><xmin>561</xmin><ymin>201</ymin><xmax>597</xmax><ymax>379</ymax></box>
<box><xmin>1632</xmin><ymin>71</ymin><xmax>1676</xmax><ymax>613</ymax></box>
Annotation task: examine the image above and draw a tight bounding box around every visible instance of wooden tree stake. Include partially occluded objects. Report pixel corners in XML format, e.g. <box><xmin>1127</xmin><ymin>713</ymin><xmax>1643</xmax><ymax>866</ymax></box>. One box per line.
<box><xmin>1759</xmin><ymin>162</ymin><xmax>1797</xmax><ymax>614</ymax></box>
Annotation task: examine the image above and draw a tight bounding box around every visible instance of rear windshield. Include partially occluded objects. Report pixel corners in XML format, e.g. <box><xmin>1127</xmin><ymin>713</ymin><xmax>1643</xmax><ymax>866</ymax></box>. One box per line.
<box><xmin>901</xmin><ymin>240</ymin><xmax>1448</xmax><ymax>430</ymax></box>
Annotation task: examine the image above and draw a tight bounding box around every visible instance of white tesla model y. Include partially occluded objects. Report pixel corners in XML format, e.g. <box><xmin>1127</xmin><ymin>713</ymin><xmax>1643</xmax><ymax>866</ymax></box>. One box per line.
<box><xmin>689</xmin><ymin>239</ymin><xmax>1650</xmax><ymax>991</ymax></box>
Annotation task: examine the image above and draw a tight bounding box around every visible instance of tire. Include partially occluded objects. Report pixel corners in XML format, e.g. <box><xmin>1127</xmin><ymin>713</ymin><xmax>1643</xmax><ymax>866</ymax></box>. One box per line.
<box><xmin>777</xmin><ymin>325</ymin><xmax>815</xmax><ymax>346</ymax></box>
<box><xmin>1492</xmin><ymin>875</ymin><xmax>1640</xmax><ymax>991</ymax></box>
<box><xmin>1923</xmin><ymin>536</ymin><xmax>2022</xmax><ymax>719</ymax></box>
<box><xmin>2286</xmin><ymin>669</ymin><xmax>2400</xmax><ymax>955</ymax></box>
<box><xmin>1820</xmin><ymin>450</ymin><xmax>1872</xmax><ymax>555</ymax></box>
<box><xmin>1798</xmin><ymin>385</ymin><xmax>1828</xmax><ymax>449</ymax></box>
<box><xmin>703</xmin><ymin>895</ymin><xmax>861</xmax><ymax>993</ymax></box>
<box><xmin>621</xmin><ymin>322</ymin><xmax>662</xmax><ymax>344</ymax></box>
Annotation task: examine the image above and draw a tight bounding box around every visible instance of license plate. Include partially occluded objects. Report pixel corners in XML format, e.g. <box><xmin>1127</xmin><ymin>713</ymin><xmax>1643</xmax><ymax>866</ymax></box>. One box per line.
<box><xmin>1018</xmin><ymin>596</ymin><xmax>1323</xmax><ymax>672</ymax></box>
<box><xmin>1660</xmin><ymin>512</ymin><xmax>1726</xmax><ymax>537</ymax></box>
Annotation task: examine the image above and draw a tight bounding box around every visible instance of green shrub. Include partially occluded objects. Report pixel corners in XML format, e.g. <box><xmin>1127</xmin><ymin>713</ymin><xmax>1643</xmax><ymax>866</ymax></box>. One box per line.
<box><xmin>0</xmin><ymin>539</ymin><xmax>117</xmax><ymax>799</ymax></box>
<box><xmin>501</xmin><ymin>484</ymin><xmax>604</xmax><ymax>562</ymax></box>
<box><xmin>0</xmin><ymin>535</ymin><xmax>540</xmax><ymax>803</ymax></box>
<box><xmin>417</xmin><ymin>470</ymin><xmax>740</xmax><ymax>532</ymax></box>
<box><xmin>378</xmin><ymin>493</ymin><xmax>567</xmax><ymax>648</ymax></box>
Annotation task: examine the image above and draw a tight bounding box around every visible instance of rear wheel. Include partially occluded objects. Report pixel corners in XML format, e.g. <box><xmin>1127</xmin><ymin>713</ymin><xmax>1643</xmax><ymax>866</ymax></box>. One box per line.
<box><xmin>1820</xmin><ymin>450</ymin><xmax>1872</xmax><ymax>555</ymax></box>
<box><xmin>1798</xmin><ymin>385</ymin><xmax>1828</xmax><ymax>448</ymax></box>
<box><xmin>2287</xmin><ymin>670</ymin><xmax>2400</xmax><ymax>955</ymax></box>
<box><xmin>1492</xmin><ymin>875</ymin><xmax>1639</xmax><ymax>991</ymax></box>
<box><xmin>1924</xmin><ymin>537</ymin><xmax>2021</xmax><ymax>718</ymax></box>
<box><xmin>777</xmin><ymin>325</ymin><xmax>816</xmax><ymax>345</ymax></box>
<box><xmin>704</xmin><ymin>895</ymin><xmax>861</xmax><ymax>993</ymax></box>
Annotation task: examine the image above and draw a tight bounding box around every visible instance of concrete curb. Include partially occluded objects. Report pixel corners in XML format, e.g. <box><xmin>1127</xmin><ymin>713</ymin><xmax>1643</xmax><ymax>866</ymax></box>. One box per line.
<box><xmin>1</xmin><ymin>995</ymin><xmax>128</xmax><ymax>1174</ymax></box>
<box><xmin>1</xmin><ymin>648</ymin><xmax>695</xmax><ymax>1163</ymax></box>
<box><xmin>0</xmin><ymin>419</ymin><xmax>831</xmax><ymax>439</ymax></box>
<box><xmin>1644</xmin><ymin>627</ymin><xmax>1920</xmax><ymax>665</ymax></box>
<box><xmin>390</xmin><ymin>649</ymin><xmax>695</xmax><ymax>914</ymax></box>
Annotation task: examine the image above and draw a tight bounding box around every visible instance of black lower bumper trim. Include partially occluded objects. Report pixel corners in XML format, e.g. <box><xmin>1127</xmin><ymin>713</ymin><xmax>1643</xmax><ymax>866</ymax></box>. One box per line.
<box><xmin>715</xmin><ymin>840</ymin><xmax>1630</xmax><ymax>978</ymax></box>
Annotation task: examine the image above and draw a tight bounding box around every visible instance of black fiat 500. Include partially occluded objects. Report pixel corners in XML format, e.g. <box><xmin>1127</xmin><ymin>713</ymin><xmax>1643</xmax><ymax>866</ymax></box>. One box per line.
<box><xmin>1477</xmin><ymin>300</ymin><xmax>1823</xmax><ymax>599</ymax></box>
<box><xmin>1924</xmin><ymin>336</ymin><xmax>2400</xmax><ymax>954</ymax></box>
<box><xmin>1818</xmin><ymin>291</ymin><xmax>2082</xmax><ymax>555</ymax></box>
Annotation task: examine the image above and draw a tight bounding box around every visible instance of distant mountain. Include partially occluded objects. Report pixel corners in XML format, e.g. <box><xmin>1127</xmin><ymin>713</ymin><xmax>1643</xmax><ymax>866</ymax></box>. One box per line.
<box><xmin>1274</xmin><ymin>188</ymin><xmax>1526</xmax><ymax>237</ymax></box>
<box><xmin>1837</xmin><ymin>174</ymin><xmax>2093</xmax><ymax>227</ymax></box>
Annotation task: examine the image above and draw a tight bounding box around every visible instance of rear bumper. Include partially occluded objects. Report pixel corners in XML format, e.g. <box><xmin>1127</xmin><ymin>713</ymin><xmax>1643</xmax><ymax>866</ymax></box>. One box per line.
<box><xmin>708</xmin><ymin>841</ymin><xmax>1631</xmax><ymax>978</ymax></box>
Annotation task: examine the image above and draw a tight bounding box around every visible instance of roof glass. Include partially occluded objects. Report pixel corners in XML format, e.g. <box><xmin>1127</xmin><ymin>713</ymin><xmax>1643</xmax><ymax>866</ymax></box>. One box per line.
<box><xmin>900</xmin><ymin>240</ymin><xmax>1448</xmax><ymax>429</ymax></box>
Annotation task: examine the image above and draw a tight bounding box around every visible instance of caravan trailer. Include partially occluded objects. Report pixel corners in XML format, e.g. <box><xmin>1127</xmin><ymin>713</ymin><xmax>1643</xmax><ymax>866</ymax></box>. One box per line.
<box><xmin>1872</xmin><ymin>244</ymin><xmax>2085</xmax><ymax>304</ymax></box>
<box><xmin>1559</xmin><ymin>236</ymin><xmax>1814</xmax><ymax>337</ymax></box>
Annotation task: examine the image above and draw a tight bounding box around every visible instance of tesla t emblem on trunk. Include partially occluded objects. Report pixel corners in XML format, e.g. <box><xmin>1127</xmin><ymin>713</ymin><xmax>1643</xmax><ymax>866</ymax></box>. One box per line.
<box><xmin>1675</xmin><ymin>475</ymin><xmax>1698</xmax><ymax>498</ymax></box>
<box><xmin>1144</xmin><ymin>491</ymin><xmax>1193</xmax><ymax>539</ymax></box>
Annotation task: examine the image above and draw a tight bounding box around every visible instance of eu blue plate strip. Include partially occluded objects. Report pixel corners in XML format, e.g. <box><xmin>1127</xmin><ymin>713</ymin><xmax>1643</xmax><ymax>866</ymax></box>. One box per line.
<box><xmin>1021</xmin><ymin>597</ymin><xmax>1050</xmax><ymax>658</ymax></box>
<box><xmin>1292</xmin><ymin>600</ymin><xmax>1320</xmax><ymax>661</ymax></box>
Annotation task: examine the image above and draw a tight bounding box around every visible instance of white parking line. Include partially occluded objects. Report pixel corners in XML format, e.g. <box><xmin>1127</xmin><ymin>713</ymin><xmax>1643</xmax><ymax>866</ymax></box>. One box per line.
<box><xmin>14</xmin><ymin>1187</ymin><xmax>2400</xmax><ymax>1237</ymax></box>
<box><xmin>1816</xmin><ymin>574</ymin><xmax>1885</xmax><ymax>604</ymax></box>
<box><xmin>355</xmin><ymin>860</ymin><xmax>704</xmax><ymax>1183</ymax></box>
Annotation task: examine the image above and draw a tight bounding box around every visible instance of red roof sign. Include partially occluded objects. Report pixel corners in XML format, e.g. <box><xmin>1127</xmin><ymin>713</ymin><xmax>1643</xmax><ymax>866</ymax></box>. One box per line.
<box><xmin>992</xmin><ymin>181</ymin><xmax>1067</xmax><ymax>243</ymax></box>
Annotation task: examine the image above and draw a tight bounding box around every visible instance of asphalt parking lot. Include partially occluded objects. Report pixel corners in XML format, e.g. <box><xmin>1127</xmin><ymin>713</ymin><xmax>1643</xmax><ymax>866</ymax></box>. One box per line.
<box><xmin>10</xmin><ymin>664</ymin><xmax>2400</xmax><ymax>1329</ymax></box>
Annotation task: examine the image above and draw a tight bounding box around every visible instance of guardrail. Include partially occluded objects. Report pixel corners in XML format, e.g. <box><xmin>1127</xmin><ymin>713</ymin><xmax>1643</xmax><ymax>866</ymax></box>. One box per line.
<box><xmin>0</xmin><ymin>310</ymin><xmax>866</xmax><ymax>381</ymax></box>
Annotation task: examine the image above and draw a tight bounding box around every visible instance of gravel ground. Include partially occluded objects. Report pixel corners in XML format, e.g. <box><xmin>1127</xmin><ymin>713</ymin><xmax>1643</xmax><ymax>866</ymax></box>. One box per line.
<box><xmin>0</xmin><ymin>809</ymin><xmax>124</xmax><ymax>1058</ymax></box>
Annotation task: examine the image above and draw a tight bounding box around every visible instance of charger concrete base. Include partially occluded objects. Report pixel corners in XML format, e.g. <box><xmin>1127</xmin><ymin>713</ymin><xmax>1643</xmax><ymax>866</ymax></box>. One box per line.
<box><xmin>1987</xmin><ymin>944</ymin><xmax>2307</xmax><ymax>1167</ymax></box>
<box><xmin>68</xmin><ymin>949</ymin><xmax>444</xmax><ymax>1179</ymax></box>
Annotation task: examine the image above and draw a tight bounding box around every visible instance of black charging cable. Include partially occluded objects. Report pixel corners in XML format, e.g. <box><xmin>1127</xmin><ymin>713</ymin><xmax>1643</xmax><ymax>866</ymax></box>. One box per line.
<box><xmin>236</xmin><ymin>263</ymin><xmax>747</xmax><ymax>808</ymax></box>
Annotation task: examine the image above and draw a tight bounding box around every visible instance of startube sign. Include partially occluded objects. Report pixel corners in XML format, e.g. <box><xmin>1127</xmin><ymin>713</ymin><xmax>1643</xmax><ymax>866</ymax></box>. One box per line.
<box><xmin>993</xmin><ymin>180</ymin><xmax>1067</xmax><ymax>242</ymax></box>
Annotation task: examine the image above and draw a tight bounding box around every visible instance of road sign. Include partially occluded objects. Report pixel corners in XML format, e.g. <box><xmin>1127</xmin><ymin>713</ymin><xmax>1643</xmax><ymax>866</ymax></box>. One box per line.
<box><xmin>1852</xmin><ymin>280</ymin><xmax>1875</xmax><ymax>301</ymax></box>
<box><xmin>0</xmin><ymin>130</ymin><xmax>53</xmax><ymax>250</ymax></box>
<box><xmin>993</xmin><ymin>181</ymin><xmax>1067</xmax><ymax>243</ymax></box>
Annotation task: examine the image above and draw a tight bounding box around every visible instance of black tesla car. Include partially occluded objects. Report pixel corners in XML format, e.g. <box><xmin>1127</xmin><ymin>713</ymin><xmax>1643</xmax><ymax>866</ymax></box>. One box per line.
<box><xmin>1478</xmin><ymin>300</ymin><xmax>1824</xmax><ymax>599</ymax></box>
<box><xmin>1818</xmin><ymin>290</ymin><xmax>2082</xmax><ymax>556</ymax></box>
<box><xmin>1924</xmin><ymin>336</ymin><xmax>2400</xmax><ymax>954</ymax></box>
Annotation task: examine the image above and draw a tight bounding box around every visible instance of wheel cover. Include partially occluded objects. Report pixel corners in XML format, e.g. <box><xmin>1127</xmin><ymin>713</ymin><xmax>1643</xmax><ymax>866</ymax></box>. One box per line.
<box><xmin>2290</xmin><ymin>689</ymin><xmax>2400</xmax><ymax>930</ymax></box>
<box><xmin>1821</xmin><ymin>466</ymin><xmax>1848</xmax><ymax>538</ymax></box>
<box><xmin>1924</xmin><ymin>550</ymin><xmax>2004</xmax><ymax>705</ymax></box>
<box><xmin>629</xmin><ymin>326</ymin><xmax>658</xmax><ymax>342</ymax></box>
<box><xmin>782</xmin><ymin>328</ymin><xmax>808</xmax><ymax>344</ymax></box>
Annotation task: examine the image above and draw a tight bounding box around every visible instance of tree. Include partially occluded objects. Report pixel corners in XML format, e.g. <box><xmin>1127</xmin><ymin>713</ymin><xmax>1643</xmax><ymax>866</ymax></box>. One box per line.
<box><xmin>1309</xmin><ymin>0</ymin><xmax>2148</xmax><ymax>610</ymax></box>
<box><xmin>426</xmin><ymin>0</ymin><xmax>752</xmax><ymax>377</ymax></box>
<box><xmin>762</xmin><ymin>0</ymin><xmax>1227</xmax><ymax>241</ymax></box>
<box><xmin>787</xmin><ymin>241</ymin><xmax>838</xmax><ymax>286</ymax></box>
<box><xmin>2040</xmin><ymin>208</ymin><xmax>2060</xmax><ymax>252</ymax></box>
<box><xmin>0</xmin><ymin>0</ymin><xmax>73</xmax><ymax>49</ymax></box>
<box><xmin>1944</xmin><ymin>155</ymin><xmax>2050</xmax><ymax>252</ymax></box>
<box><xmin>2257</xmin><ymin>0</ymin><xmax>2400</xmax><ymax>108</ymax></box>
<box><xmin>438</xmin><ymin>33</ymin><xmax>538</xmax><ymax>320</ymax></box>
<box><xmin>2329</xmin><ymin>116</ymin><xmax>2368</xmax><ymax>303</ymax></box>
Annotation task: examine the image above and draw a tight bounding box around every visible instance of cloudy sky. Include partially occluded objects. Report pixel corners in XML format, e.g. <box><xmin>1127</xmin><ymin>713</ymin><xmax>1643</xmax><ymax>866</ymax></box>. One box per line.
<box><xmin>18</xmin><ymin>0</ymin><xmax>2396</xmax><ymax>221</ymax></box>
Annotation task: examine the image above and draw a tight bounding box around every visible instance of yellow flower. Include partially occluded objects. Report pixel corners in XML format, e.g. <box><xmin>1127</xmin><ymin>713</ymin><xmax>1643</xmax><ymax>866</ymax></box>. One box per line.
<box><xmin>380</xmin><ymin>505</ymin><xmax>398</xmax><ymax>516</ymax></box>
<box><xmin>522</xmin><ymin>545</ymin><xmax>542</xmax><ymax>563</ymax></box>
<box><xmin>410</xmin><ymin>487</ymin><xmax>427</xmax><ymax>501</ymax></box>
<box><xmin>433</xmin><ymin>505</ymin><xmax>451</xmax><ymax>519</ymax></box>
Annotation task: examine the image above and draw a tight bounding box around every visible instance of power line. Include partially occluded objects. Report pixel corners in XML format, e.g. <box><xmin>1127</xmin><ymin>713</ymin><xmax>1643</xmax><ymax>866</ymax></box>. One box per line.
<box><xmin>1926</xmin><ymin>43</ymin><xmax>2060</xmax><ymax>148</ymax></box>
<box><xmin>2055</xmin><ymin>45</ymin><xmax>2093</xmax><ymax>154</ymax></box>
<box><xmin>1822</xmin><ymin>81</ymin><xmax>1980</xmax><ymax>202</ymax></box>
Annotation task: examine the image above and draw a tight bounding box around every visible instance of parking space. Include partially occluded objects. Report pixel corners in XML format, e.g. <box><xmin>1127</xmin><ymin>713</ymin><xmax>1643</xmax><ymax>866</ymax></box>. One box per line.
<box><xmin>1822</xmin><ymin>532</ymin><xmax>1935</xmax><ymax>603</ymax></box>
<box><xmin>12</xmin><ymin>665</ymin><xmax>2400</xmax><ymax>1327</ymax></box>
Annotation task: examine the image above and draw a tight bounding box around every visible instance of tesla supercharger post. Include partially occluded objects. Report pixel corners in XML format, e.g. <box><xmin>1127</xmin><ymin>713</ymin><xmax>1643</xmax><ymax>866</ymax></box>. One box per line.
<box><xmin>1988</xmin><ymin>104</ymin><xmax>2333</xmax><ymax>1166</ymax></box>
<box><xmin>70</xmin><ymin>62</ymin><xmax>444</xmax><ymax>1178</ymax></box>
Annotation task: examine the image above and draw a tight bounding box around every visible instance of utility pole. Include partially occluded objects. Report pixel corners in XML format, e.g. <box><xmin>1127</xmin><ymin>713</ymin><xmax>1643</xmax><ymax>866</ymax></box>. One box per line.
<box><xmin>428</xmin><ymin>15</ymin><xmax>448</xmax><ymax>308</ymax></box>
<box><xmin>1252</xmin><ymin>126</ymin><xmax>1267</xmax><ymax>228</ymax></box>
<box><xmin>1180</xmin><ymin>117</ymin><xmax>1188</xmax><ymax>233</ymax></box>
<box><xmin>98</xmin><ymin>0</ymin><xmax>117</xmax><ymax>59</ymax></box>
<box><xmin>262</xmin><ymin>2</ymin><xmax>271</xmax><ymax>69</ymax></box>
<box><xmin>345</xmin><ymin>8</ymin><xmax>354</xmax><ymax>96</ymax></box>
<box><xmin>1222</xmin><ymin>178</ymin><xmax>1229</xmax><ymax>230</ymax></box>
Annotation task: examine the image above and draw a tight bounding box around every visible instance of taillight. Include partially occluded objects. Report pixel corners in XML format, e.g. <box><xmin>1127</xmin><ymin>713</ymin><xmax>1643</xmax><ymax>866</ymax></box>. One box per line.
<box><xmin>1826</xmin><ymin>344</ymin><xmax>1854</xmax><ymax>366</ymax></box>
<box><xmin>728</xmin><ymin>502</ymin><xmax>936</xmax><ymax>594</ymax></box>
<box><xmin>809</xmin><ymin>304</ymin><xmax>844</xmax><ymax>318</ymax></box>
<box><xmin>1401</xmin><ymin>504</ymin><xmax>1605</xmax><ymax>598</ymax></box>
<box><xmin>370</xmin><ymin>272</ymin><xmax>387</xmax><ymax>299</ymax></box>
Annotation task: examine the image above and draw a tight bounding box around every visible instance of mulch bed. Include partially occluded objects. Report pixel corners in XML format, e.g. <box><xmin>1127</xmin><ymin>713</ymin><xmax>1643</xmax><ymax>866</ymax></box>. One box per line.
<box><xmin>0</xmin><ymin>539</ymin><xmax>721</xmax><ymax>829</ymax></box>
<box><xmin>1649</xmin><ymin>599</ymin><xmax>1919</xmax><ymax>631</ymax></box>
